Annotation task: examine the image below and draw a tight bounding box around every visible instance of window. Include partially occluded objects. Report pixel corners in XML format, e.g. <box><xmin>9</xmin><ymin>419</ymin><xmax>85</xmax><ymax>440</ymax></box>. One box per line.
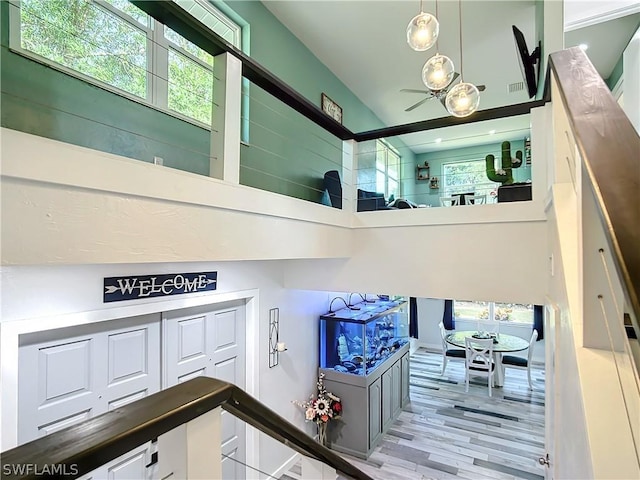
<box><xmin>375</xmin><ymin>140</ymin><xmax>400</xmax><ymax>199</ymax></box>
<box><xmin>454</xmin><ymin>300</ymin><xmax>534</xmax><ymax>325</ymax></box>
<box><xmin>442</xmin><ymin>159</ymin><xmax>497</xmax><ymax>200</ymax></box>
<box><xmin>10</xmin><ymin>0</ymin><xmax>241</xmax><ymax>127</ymax></box>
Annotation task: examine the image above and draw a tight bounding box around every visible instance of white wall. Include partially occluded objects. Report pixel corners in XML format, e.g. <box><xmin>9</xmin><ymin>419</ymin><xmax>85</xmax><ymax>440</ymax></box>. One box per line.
<box><xmin>547</xmin><ymin>82</ymin><xmax>640</xmax><ymax>477</ymax></box>
<box><xmin>623</xmin><ymin>27</ymin><xmax>640</xmax><ymax>134</ymax></box>
<box><xmin>415</xmin><ymin>298</ymin><xmax>445</xmax><ymax>351</ymax></box>
<box><xmin>0</xmin><ymin>261</ymin><xmax>334</xmax><ymax>477</ymax></box>
<box><xmin>283</xmin><ymin>217</ymin><xmax>548</xmax><ymax>306</ymax></box>
<box><xmin>0</xmin><ymin>129</ymin><xmax>353</xmax><ymax>265</ymax></box>
<box><xmin>564</xmin><ymin>0</ymin><xmax>640</xmax><ymax>29</ymax></box>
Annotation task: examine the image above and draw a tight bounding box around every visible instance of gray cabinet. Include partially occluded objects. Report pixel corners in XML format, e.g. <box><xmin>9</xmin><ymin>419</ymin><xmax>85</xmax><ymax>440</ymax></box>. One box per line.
<box><xmin>391</xmin><ymin>359</ymin><xmax>402</xmax><ymax>418</ymax></box>
<box><xmin>382</xmin><ymin>358</ymin><xmax>402</xmax><ymax>431</ymax></box>
<box><xmin>321</xmin><ymin>343</ymin><xmax>410</xmax><ymax>459</ymax></box>
<box><xmin>401</xmin><ymin>351</ymin><xmax>410</xmax><ymax>407</ymax></box>
<box><xmin>381</xmin><ymin>367</ymin><xmax>393</xmax><ymax>431</ymax></box>
<box><xmin>368</xmin><ymin>377</ymin><xmax>382</xmax><ymax>448</ymax></box>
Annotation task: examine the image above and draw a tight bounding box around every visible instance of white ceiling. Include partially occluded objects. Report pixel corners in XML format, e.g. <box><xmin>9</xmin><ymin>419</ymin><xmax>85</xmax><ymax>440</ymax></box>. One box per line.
<box><xmin>262</xmin><ymin>0</ymin><xmax>639</xmax><ymax>154</ymax></box>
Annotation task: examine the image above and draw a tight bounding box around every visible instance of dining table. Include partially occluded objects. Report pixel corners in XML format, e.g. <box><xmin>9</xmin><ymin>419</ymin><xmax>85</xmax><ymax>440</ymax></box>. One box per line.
<box><xmin>445</xmin><ymin>330</ymin><xmax>530</xmax><ymax>387</ymax></box>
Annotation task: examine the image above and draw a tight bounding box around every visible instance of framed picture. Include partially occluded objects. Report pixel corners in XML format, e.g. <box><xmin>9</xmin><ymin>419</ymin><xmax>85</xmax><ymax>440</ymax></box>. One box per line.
<box><xmin>321</xmin><ymin>93</ymin><xmax>343</xmax><ymax>124</ymax></box>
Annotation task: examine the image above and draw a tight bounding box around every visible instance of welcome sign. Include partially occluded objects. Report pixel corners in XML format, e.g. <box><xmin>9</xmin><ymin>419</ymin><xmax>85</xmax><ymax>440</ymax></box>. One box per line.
<box><xmin>104</xmin><ymin>272</ymin><xmax>217</xmax><ymax>303</ymax></box>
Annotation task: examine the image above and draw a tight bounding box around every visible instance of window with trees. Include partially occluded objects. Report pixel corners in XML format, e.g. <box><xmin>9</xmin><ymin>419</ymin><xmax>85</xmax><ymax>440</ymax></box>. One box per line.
<box><xmin>10</xmin><ymin>0</ymin><xmax>241</xmax><ymax>126</ymax></box>
<box><xmin>454</xmin><ymin>300</ymin><xmax>534</xmax><ymax>325</ymax></box>
<box><xmin>442</xmin><ymin>159</ymin><xmax>496</xmax><ymax>201</ymax></box>
<box><xmin>375</xmin><ymin>140</ymin><xmax>400</xmax><ymax>199</ymax></box>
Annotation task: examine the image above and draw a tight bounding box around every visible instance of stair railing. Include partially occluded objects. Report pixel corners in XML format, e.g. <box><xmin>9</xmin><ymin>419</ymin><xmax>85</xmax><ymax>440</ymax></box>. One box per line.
<box><xmin>0</xmin><ymin>376</ymin><xmax>373</xmax><ymax>480</ymax></box>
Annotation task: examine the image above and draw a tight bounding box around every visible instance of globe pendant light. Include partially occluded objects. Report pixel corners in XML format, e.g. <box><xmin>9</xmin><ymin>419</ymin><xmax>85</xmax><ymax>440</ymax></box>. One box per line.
<box><xmin>422</xmin><ymin>53</ymin><xmax>455</xmax><ymax>91</ymax></box>
<box><xmin>445</xmin><ymin>82</ymin><xmax>480</xmax><ymax>117</ymax></box>
<box><xmin>445</xmin><ymin>0</ymin><xmax>480</xmax><ymax>117</ymax></box>
<box><xmin>407</xmin><ymin>1</ymin><xmax>439</xmax><ymax>51</ymax></box>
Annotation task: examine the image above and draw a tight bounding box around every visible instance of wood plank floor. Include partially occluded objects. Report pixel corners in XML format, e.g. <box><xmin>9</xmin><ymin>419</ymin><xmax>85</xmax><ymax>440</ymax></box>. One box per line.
<box><xmin>282</xmin><ymin>347</ymin><xmax>546</xmax><ymax>480</ymax></box>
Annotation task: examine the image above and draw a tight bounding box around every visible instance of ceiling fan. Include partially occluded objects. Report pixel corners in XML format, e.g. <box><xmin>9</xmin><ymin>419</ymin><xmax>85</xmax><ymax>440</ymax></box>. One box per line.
<box><xmin>401</xmin><ymin>74</ymin><xmax>486</xmax><ymax>112</ymax></box>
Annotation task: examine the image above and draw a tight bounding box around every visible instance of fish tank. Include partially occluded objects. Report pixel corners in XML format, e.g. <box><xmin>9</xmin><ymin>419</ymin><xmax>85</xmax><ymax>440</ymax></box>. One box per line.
<box><xmin>319</xmin><ymin>298</ymin><xmax>409</xmax><ymax>376</ymax></box>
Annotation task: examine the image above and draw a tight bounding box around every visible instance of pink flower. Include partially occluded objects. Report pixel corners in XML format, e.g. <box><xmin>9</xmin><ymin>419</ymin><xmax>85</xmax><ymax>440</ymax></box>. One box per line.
<box><xmin>305</xmin><ymin>408</ymin><xmax>315</xmax><ymax>420</ymax></box>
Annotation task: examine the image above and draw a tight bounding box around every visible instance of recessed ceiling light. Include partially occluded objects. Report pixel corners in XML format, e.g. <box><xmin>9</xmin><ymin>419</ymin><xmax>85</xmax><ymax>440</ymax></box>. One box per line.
<box><xmin>489</xmin><ymin>129</ymin><xmax>496</xmax><ymax>135</ymax></box>
<box><xmin>435</xmin><ymin>138</ymin><xmax>442</xmax><ymax>143</ymax></box>
<box><xmin>579</xmin><ymin>43</ymin><xmax>588</xmax><ymax>51</ymax></box>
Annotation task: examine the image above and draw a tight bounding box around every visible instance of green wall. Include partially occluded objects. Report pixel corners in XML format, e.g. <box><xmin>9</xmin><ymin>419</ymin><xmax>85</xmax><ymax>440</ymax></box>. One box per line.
<box><xmin>225</xmin><ymin>1</ymin><xmax>388</xmax><ymax>134</ymax></box>
<box><xmin>407</xmin><ymin>139</ymin><xmax>531</xmax><ymax>206</ymax></box>
<box><xmin>0</xmin><ymin>0</ymin><xmax>413</xmax><ymax>205</ymax></box>
<box><xmin>226</xmin><ymin>1</ymin><xmax>415</xmax><ymax>203</ymax></box>
<box><xmin>0</xmin><ymin>1</ymin><xmax>210</xmax><ymax>174</ymax></box>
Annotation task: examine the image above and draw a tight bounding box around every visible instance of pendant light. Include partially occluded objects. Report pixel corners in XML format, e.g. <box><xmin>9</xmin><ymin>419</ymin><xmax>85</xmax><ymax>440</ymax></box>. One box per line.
<box><xmin>421</xmin><ymin>0</ymin><xmax>454</xmax><ymax>91</ymax></box>
<box><xmin>422</xmin><ymin>54</ymin><xmax>455</xmax><ymax>91</ymax></box>
<box><xmin>407</xmin><ymin>0</ymin><xmax>439</xmax><ymax>51</ymax></box>
<box><xmin>446</xmin><ymin>0</ymin><xmax>480</xmax><ymax>117</ymax></box>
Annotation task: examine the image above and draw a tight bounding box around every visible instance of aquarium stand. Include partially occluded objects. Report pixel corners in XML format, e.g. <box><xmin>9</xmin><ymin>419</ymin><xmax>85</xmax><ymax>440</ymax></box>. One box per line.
<box><xmin>320</xmin><ymin>343</ymin><xmax>410</xmax><ymax>459</ymax></box>
<box><xmin>317</xmin><ymin>298</ymin><xmax>410</xmax><ymax>459</ymax></box>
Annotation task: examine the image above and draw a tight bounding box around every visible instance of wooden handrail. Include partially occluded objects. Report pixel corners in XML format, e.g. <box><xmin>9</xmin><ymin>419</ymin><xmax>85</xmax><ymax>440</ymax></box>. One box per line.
<box><xmin>0</xmin><ymin>377</ymin><xmax>373</xmax><ymax>480</ymax></box>
<box><xmin>549</xmin><ymin>47</ymin><xmax>640</xmax><ymax>322</ymax></box>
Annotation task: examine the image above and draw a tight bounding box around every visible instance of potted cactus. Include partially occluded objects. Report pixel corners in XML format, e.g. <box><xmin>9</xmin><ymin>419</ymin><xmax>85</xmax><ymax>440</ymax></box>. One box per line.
<box><xmin>485</xmin><ymin>141</ymin><xmax>523</xmax><ymax>186</ymax></box>
<box><xmin>486</xmin><ymin>141</ymin><xmax>532</xmax><ymax>202</ymax></box>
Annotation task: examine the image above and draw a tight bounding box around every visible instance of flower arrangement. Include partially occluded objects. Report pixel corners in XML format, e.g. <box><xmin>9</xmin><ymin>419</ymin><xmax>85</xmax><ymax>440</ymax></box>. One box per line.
<box><xmin>293</xmin><ymin>373</ymin><xmax>342</xmax><ymax>425</ymax></box>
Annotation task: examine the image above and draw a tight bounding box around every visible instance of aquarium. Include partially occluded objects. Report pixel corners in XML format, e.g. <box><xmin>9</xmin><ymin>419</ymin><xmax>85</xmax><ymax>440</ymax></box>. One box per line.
<box><xmin>319</xmin><ymin>298</ymin><xmax>409</xmax><ymax>376</ymax></box>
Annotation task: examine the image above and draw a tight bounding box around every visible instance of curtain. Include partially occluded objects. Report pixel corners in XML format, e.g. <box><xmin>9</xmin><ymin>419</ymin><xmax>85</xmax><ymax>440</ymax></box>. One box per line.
<box><xmin>443</xmin><ymin>299</ymin><xmax>455</xmax><ymax>330</ymax></box>
<box><xmin>533</xmin><ymin>304</ymin><xmax>544</xmax><ymax>340</ymax></box>
<box><xmin>409</xmin><ymin>297</ymin><xmax>418</xmax><ymax>338</ymax></box>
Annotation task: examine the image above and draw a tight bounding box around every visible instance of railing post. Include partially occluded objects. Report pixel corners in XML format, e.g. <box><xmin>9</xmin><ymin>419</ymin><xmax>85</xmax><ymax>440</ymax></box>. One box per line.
<box><xmin>343</xmin><ymin>139</ymin><xmax>357</xmax><ymax>213</ymax></box>
<box><xmin>301</xmin><ymin>456</ymin><xmax>337</xmax><ymax>480</ymax></box>
<box><xmin>211</xmin><ymin>52</ymin><xmax>242</xmax><ymax>183</ymax></box>
<box><xmin>157</xmin><ymin>407</ymin><xmax>222</xmax><ymax>480</ymax></box>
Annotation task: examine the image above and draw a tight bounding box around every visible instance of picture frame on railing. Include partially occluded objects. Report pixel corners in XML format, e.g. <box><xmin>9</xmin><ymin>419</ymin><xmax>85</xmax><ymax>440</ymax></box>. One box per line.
<box><xmin>321</xmin><ymin>93</ymin><xmax>343</xmax><ymax>124</ymax></box>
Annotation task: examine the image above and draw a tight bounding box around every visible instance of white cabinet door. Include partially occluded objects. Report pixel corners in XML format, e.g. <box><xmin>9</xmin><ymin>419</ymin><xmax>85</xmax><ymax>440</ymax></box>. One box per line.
<box><xmin>163</xmin><ymin>301</ymin><xmax>246</xmax><ymax>480</ymax></box>
<box><xmin>18</xmin><ymin>314</ymin><xmax>161</xmax><ymax>444</ymax></box>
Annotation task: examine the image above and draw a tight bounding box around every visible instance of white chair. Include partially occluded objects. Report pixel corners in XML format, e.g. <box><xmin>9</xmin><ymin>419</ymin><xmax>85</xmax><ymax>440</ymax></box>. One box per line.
<box><xmin>439</xmin><ymin>322</ymin><xmax>465</xmax><ymax>375</ymax></box>
<box><xmin>464</xmin><ymin>337</ymin><xmax>496</xmax><ymax>397</ymax></box>
<box><xmin>464</xmin><ymin>193</ymin><xmax>486</xmax><ymax>205</ymax></box>
<box><xmin>502</xmin><ymin>329</ymin><xmax>538</xmax><ymax>389</ymax></box>
<box><xmin>440</xmin><ymin>195</ymin><xmax>460</xmax><ymax>207</ymax></box>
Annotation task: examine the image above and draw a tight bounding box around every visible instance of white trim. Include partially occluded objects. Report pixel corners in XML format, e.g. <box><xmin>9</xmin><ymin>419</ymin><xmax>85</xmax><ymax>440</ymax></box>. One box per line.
<box><xmin>0</xmin><ymin>288</ymin><xmax>261</xmax><ymax>456</ymax></box>
<box><xmin>211</xmin><ymin>53</ymin><xmax>242</xmax><ymax>182</ymax></box>
<box><xmin>564</xmin><ymin>3</ymin><xmax>640</xmax><ymax>32</ymax></box>
<box><xmin>175</xmin><ymin>0</ymin><xmax>242</xmax><ymax>49</ymax></box>
<box><xmin>7</xmin><ymin>0</ymin><xmax>239</xmax><ymax>131</ymax></box>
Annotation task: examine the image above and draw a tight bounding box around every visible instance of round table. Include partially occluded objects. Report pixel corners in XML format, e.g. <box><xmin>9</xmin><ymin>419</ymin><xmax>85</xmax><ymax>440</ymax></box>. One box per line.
<box><xmin>445</xmin><ymin>330</ymin><xmax>530</xmax><ymax>386</ymax></box>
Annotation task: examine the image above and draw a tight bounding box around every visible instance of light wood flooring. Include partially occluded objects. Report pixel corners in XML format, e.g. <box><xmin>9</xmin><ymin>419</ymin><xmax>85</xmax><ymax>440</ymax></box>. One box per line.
<box><xmin>282</xmin><ymin>347</ymin><xmax>546</xmax><ymax>480</ymax></box>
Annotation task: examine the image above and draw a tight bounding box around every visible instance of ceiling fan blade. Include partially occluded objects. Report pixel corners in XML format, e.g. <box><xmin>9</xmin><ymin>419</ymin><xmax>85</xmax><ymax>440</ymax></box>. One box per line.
<box><xmin>405</xmin><ymin>96</ymin><xmax>433</xmax><ymax>112</ymax></box>
<box><xmin>451</xmin><ymin>71</ymin><xmax>460</xmax><ymax>83</ymax></box>
<box><xmin>478</xmin><ymin>84</ymin><xmax>486</xmax><ymax>91</ymax></box>
<box><xmin>400</xmin><ymin>88</ymin><xmax>432</xmax><ymax>94</ymax></box>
